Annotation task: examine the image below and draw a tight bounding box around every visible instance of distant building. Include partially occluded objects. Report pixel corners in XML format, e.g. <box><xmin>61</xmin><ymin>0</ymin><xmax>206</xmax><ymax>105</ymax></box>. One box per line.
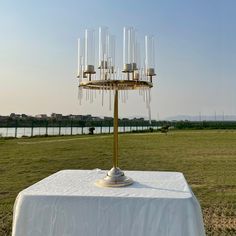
<box><xmin>35</xmin><ymin>114</ymin><xmax>48</xmax><ymax>119</ymax></box>
<box><xmin>10</xmin><ymin>113</ymin><xmax>21</xmax><ymax>119</ymax></box>
<box><xmin>0</xmin><ymin>115</ymin><xmax>8</xmax><ymax>121</ymax></box>
<box><xmin>81</xmin><ymin>115</ymin><xmax>92</xmax><ymax>121</ymax></box>
<box><xmin>68</xmin><ymin>114</ymin><xmax>76</xmax><ymax>119</ymax></box>
<box><xmin>75</xmin><ymin>115</ymin><xmax>84</xmax><ymax>120</ymax></box>
<box><xmin>133</xmin><ymin>118</ymin><xmax>144</xmax><ymax>121</ymax></box>
<box><xmin>62</xmin><ymin>115</ymin><xmax>71</xmax><ymax>120</ymax></box>
<box><xmin>91</xmin><ymin>116</ymin><xmax>102</xmax><ymax>121</ymax></box>
<box><xmin>104</xmin><ymin>116</ymin><xmax>113</xmax><ymax>121</ymax></box>
<box><xmin>51</xmin><ymin>113</ymin><xmax>63</xmax><ymax>119</ymax></box>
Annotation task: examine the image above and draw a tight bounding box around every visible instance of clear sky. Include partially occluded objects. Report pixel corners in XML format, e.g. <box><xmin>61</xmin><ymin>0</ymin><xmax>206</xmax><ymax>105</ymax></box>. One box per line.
<box><xmin>0</xmin><ymin>0</ymin><xmax>235</xmax><ymax>119</ymax></box>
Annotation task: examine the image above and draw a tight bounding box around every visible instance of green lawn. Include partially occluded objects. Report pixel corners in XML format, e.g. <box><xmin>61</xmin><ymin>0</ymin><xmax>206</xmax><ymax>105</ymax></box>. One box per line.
<box><xmin>0</xmin><ymin>130</ymin><xmax>236</xmax><ymax>235</ymax></box>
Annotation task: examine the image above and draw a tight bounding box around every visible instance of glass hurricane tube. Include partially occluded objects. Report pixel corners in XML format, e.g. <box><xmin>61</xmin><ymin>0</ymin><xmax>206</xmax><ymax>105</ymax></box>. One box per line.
<box><xmin>98</xmin><ymin>27</ymin><xmax>116</xmax><ymax>80</ymax></box>
<box><xmin>84</xmin><ymin>29</ymin><xmax>95</xmax><ymax>78</ymax></box>
<box><xmin>145</xmin><ymin>35</ymin><xmax>156</xmax><ymax>80</ymax></box>
<box><xmin>123</xmin><ymin>27</ymin><xmax>135</xmax><ymax>72</ymax></box>
<box><xmin>123</xmin><ymin>27</ymin><xmax>139</xmax><ymax>78</ymax></box>
<box><xmin>98</xmin><ymin>27</ymin><xmax>109</xmax><ymax>69</ymax></box>
<box><xmin>77</xmin><ymin>38</ymin><xmax>85</xmax><ymax>80</ymax></box>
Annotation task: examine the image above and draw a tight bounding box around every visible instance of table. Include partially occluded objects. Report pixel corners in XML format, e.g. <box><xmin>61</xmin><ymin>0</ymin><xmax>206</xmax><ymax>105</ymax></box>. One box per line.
<box><xmin>12</xmin><ymin>170</ymin><xmax>205</xmax><ymax>236</ymax></box>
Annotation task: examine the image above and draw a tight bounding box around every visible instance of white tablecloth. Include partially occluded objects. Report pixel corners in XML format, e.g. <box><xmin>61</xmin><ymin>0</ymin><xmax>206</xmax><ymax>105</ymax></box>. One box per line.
<box><xmin>12</xmin><ymin>170</ymin><xmax>205</xmax><ymax>236</ymax></box>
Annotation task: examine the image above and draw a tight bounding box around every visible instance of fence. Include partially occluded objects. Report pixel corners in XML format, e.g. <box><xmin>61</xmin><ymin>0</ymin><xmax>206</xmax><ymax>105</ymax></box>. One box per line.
<box><xmin>1</xmin><ymin>119</ymin><xmax>236</xmax><ymax>138</ymax></box>
<box><xmin>0</xmin><ymin>120</ymin><xmax>162</xmax><ymax>138</ymax></box>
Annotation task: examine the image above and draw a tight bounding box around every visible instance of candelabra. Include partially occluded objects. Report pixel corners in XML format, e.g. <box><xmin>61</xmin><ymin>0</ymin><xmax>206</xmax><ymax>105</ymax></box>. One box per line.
<box><xmin>77</xmin><ymin>26</ymin><xmax>156</xmax><ymax>187</ymax></box>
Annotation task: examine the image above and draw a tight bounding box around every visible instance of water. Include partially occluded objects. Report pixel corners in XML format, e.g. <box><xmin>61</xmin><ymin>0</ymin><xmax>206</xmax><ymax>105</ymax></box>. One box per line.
<box><xmin>0</xmin><ymin>126</ymin><xmax>155</xmax><ymax>138</ymax></box>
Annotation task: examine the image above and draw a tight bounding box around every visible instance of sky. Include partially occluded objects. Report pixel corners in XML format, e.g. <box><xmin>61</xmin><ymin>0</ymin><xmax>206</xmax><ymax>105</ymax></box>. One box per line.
<box><xmin>0</xmin><ymin>0</ymin><xmax>235</xmax><ymax>119</ymax></box>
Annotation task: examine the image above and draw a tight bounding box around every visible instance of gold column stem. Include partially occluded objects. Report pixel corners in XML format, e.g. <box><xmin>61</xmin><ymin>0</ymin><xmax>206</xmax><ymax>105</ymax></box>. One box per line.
<box><xmin>113</xmin><ymin>88</ymin><xmax>118</xmax><ymax>168</ymax></box>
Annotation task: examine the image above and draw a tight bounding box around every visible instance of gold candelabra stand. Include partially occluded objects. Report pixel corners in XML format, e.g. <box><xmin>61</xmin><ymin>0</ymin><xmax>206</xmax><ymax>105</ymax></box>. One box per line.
<box><xmin>77</xmin><ymin>26</ymin><xmax>156</xmax><ymax>187</ymax></box>
<box><xmin>79</xmin><ymin>79</ymin><xmax>153</xmax><ymax>187</ymax></box>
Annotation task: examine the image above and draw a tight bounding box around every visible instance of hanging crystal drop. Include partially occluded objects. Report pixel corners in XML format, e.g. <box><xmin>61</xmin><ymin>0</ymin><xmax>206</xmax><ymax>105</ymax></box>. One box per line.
<box><xmin>78</xmin><ymin>87</ymin><xmax>80</xmax><ymax>104</ymax></box>
<box><xmin>148</xmin><ymin>88</ymin><xmax>152</xmax><ymax>125</ymax></box>
<box><xmin>126</xmin><ymin>90</ymin><xmax>128</xmax><ymax>101</ymax></box>
<box><xmin>90</xmin><ymin>90</ymin><xmax>93</xmax><ymax>104</ymax></box>
<box><xmin>81</xmin><ymin>88</ymin><xmax>83</xmax><ymax>105</ymax></box>
<box><xmin>146</xmin><ymin>89</ymin><xmax>149</xmax><ymax>108</ymax></box>
<box><xmin>88</xmin><ymin>89</ymin><xmax>90</xmax><ymax>102</ymax></box>
<box><xmin>78</xmin><ymin>87</ymin><xmax>83</xmax><ymax>105</ymax></box>
<box><xmin>143</xmin><ymin>89</ymin><xmax>146</xmax><ymax>103</ymax></box>
<box><xmin>149</xmin><ymin>88</ymin><xmax>151</xmax><ymax>102</ymax></box>
<box><xmin>102</xmin><ymin>88</ymin><xmax>104</xmax><ymax>106</ymax></box>
<box><xmin>139</xmin><ymin>87</ymin><xmax>142</xmax><ymax>97</ymax></box>
<box><xmin>109</xmin><ymin>90</ymin><xmax>111</xmax><ymax>111</ymax></box>
<box><xmin>86</xmin><ymin>89</ymin><xmax>88</xmax><ymax>101</ymax></box>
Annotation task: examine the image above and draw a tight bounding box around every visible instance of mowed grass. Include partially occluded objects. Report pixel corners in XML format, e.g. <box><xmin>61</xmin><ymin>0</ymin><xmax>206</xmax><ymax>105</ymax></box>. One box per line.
<box><xmin>0</xmin><ymin>130</ymin><xmax>236</xmax><ymax>235</ymax></box>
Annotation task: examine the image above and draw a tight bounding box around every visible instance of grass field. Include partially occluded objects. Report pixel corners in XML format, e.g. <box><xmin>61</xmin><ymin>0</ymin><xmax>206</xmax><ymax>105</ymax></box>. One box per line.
<box><xmin>0</xmin><ymin>130</ymin><xmax>236</xmax><ymax>235</ymax></box>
